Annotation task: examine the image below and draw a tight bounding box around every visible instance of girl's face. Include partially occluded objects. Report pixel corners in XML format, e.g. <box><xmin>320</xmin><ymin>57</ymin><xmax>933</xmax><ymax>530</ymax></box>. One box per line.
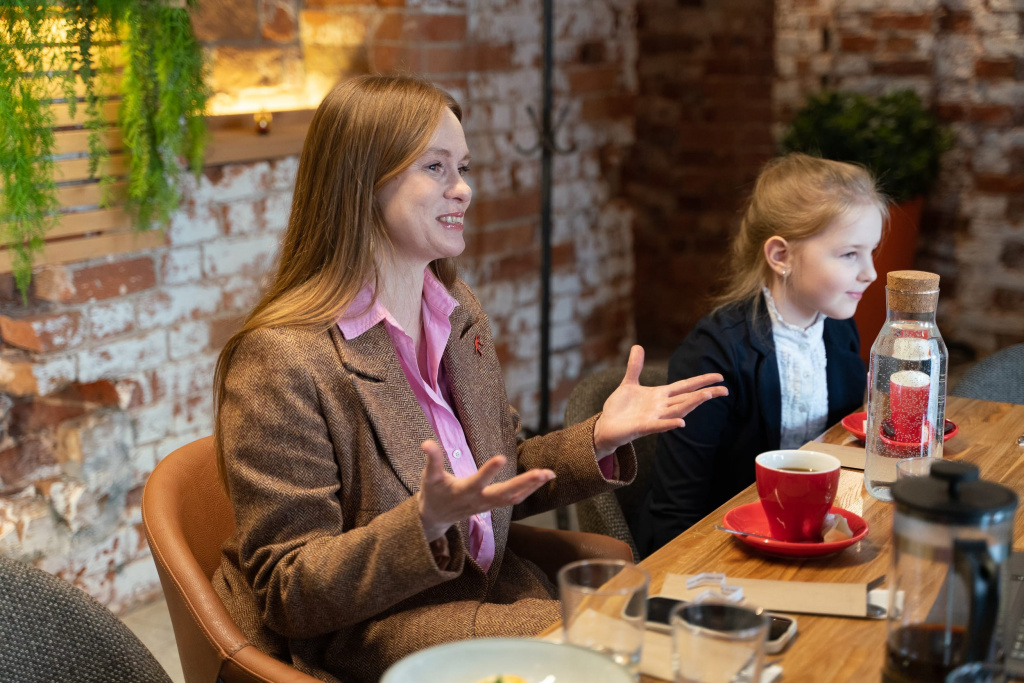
<box><xmin>781</xmin><ymin>203</ymin><xmax>883</xmax><ymax>327</ymax></box>
<box><xmin>377</xmin><ymin>108</ymin><xmax>472</xmax><ymax>272</ymax></box>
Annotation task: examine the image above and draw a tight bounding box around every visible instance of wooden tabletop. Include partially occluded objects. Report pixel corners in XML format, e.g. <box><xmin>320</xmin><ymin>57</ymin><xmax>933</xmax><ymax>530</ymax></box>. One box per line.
<box><xmin>636</xmin><ymin>396</ymin><xmax>1024</xmax><ymax>682</ymax></box>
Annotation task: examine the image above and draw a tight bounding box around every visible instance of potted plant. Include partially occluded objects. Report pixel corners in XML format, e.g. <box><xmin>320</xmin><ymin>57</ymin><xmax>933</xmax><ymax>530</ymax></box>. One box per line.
<box><xmin>0</xmin><ymin>0</ymin><xmax>209</xmax><ymax>298</ymax></box>
<box><xmin>781</xmin><ymin>89</ymin><xmax>954</xmax><ymax>359</ymax></box>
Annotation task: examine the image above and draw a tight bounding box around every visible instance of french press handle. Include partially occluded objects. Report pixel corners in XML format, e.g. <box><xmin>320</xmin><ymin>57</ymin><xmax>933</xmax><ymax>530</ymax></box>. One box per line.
<box><xmin>953</xmin><ymin>538</ymin><xmax>1001</xmax><ymax>663</ymax></box>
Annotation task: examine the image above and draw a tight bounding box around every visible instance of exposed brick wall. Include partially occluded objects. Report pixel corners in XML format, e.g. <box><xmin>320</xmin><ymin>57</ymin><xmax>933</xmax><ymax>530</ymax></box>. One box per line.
<box><xmin>0</xmin><ymin>0</ymin><xmax>638</xmax><ymax>612</ymax></box>
<box><xmin>629</xmin><ymin>0</ymin><xmax>776</xmax><ymax>357</ymax></box>
<box><xmin>775</xmin><ymin>0</ymin><xmax>1024</xmax><ymax>359</ymax></box>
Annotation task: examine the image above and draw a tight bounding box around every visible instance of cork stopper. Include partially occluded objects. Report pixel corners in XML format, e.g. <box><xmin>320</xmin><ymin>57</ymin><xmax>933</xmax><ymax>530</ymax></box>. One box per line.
<box><xmin>886</xmin><ymin>270</ymin><xmax>940</xmax><ymax>313</ymax></box>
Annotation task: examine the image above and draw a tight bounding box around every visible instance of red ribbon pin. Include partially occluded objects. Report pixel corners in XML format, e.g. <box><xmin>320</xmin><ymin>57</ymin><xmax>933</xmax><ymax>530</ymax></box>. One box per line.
<box><xmin>474</xmin><ymin>334</ymin><xmax>482</xmax><ymax>355</ymax></box>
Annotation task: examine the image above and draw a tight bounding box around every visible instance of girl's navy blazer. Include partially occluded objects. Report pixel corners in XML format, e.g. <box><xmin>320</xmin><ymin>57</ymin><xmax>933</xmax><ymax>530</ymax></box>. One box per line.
<box><xmin>634</xmin><ymin>295</ymin><xmax>866</xmax><ymax>557</ymax></box>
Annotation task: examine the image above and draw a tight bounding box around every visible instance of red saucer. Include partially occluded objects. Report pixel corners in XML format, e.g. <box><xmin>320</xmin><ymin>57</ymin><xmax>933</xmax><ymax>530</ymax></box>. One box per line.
<box><xmin>841</xmin><ymin>411</ymin><xmax>958</xmax><ymax>443</ymax></box>
<box><xmin>721</xmin><ymin>502</ymin><xmax>869</xmax><ymax>558</ymax></box>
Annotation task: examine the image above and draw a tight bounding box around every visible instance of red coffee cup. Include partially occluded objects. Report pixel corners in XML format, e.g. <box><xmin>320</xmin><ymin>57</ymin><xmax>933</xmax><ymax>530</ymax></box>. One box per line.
<box><xmin>890</xmin><ymin>369</ymin><xmax>931</xmax><ymax>443</ymax></box>
<box><xmin>754</xmin><ymin>450</ymin><xmax>841</xmax><ymax>543</ymax></box>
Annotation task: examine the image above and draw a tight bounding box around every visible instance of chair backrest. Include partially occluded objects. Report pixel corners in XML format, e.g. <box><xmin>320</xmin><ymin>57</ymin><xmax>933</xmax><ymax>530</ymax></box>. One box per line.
<box><xmin>950</xmin><ymin>343</ymin><xmax>1024</xmax><ymax>405</ymax></box>
<box><xmin>564</xmin><ymin>363</ymin><xmax>668</xmax><ymax>559</ymax></box>
<box><xmin>142</xmin><ymin>436</ymin><xmax>320</xmax><ymax>683</ymax></box>
<box><xmin>0</xmin><ymin>555</ymin><xmax>171</xmax><ymax>683</ymax></box>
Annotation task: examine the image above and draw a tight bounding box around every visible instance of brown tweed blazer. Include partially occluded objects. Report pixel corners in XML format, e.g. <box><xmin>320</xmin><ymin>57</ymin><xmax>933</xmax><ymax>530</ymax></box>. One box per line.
<box><xmin>212</xmin><ymin>280</ymin><xmax>637</xmax><ymax>683</ymax></box>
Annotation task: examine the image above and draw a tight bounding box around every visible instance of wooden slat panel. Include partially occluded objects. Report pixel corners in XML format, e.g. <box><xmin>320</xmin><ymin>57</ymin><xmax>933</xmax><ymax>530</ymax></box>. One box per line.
<box><xmin>54</xmin><ymin>128</ymin><xmax>123</xmax><ymax>155</ymax></box>
<box><xmin>55</xmin><ymin>180</ymin><xmax>127</xmax><ymax>209</ymax></box>
<box><xmin>49</xmin><ymin>207</ymin><xmax>131</xmax><ymax>239</ymax></box>
<box><xmin>50</xmin><ymin>100</ymin><xmax>120</xmax><ymax>127</ymax></box>
<box><xmin>0</xmin><ymin>229</ymin><xmax>165</xmax><ymax>273</ymax></box>
<box><xmin>37</xmin><ymin>71</ymin><xmax>122</xmax><ymax>100</ymax></box>
<box><xmin>204</xmin><ymin>122</ymin><xmax>310</xmax><ymax>166</ymax></box>
<box><xmin>54</xmin><ymin>153</ymin><xmax>127</xmax><ymax>182</ymax></box>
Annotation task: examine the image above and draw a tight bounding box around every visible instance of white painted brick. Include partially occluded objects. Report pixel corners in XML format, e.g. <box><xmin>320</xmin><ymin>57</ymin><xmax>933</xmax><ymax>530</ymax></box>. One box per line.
<box><xmin>270</xmin><ymin>156</ymin><xmax>299</xmax><ymax>191</ymax></box>
<box><xmin>32</xmin><ymin>354</ymin><xmax>78</xmax><ymax>395</ymax></box>
<box><xmin>223</xmin><ymin>201</ymin><xmax>261</xmax><ymax>236</ymax></box>
<box><xmin>89</xmin><ymin>300</ymin><xmax>135</xmax><ymax>340</ymax></box>
<box><xmin>168</xmin><ymin>320</ymin><xmax>211</xmax><ymax>361</ymax></box>
<box><xmin>161</xmin><ymin>246</ymin><xmax>203</xmax><ymax>285</ymax></box>
<box><xmin>167</xmin><ymin>204</ymin><xmax>221</xmax><ymax>245</ymax></box>
<box><xmin>132</xmin><ymin>403</ymin><xmax>175</xmax><ymax>445</ymax></box>
<box><xmin>154</xmin><ymin>430</ymin><xmax>208</xmax><ymax>464</ymax></box>
<box><xmin>136</xmin><ymin>284</ymin><xmax>223</xmax><ymax>330</ymax></box>
<box><xmin>150</xmin><ymin>355</ymin><xmax>218</xmax><ymax>401</ymax></box>
<box><xmin>202</xmin><ymin>234</ymin><xmax>280</xmax><ymax>278</ymax></box>
<box><xmin>264</xmin><ymin>191</ymin><xmax>292</xmax><ymax>232</ymax></box>
<box><xmin>78</xmin><ymin>330</ymin><xmax>168</xmax><ymax>382</ymax></box>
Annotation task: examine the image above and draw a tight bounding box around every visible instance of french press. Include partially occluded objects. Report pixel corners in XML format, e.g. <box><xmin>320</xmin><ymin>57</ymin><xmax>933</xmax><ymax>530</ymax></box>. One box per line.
<box><xmin>882</xmin><ymin>460</ymin><xmax>1018</xmax><ymax>683</ymax></box>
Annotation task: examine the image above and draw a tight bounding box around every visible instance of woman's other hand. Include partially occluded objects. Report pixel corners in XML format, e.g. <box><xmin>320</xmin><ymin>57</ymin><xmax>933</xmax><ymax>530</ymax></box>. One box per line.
<box><xmin>592</xmin><ymin>345</ymin><xmax>728</xmax><ymax>458</ymax></box>
<box><xmin>417</xmin><ymin>440</ymin><xmax>555</xmax><ymax>542</ymax></box>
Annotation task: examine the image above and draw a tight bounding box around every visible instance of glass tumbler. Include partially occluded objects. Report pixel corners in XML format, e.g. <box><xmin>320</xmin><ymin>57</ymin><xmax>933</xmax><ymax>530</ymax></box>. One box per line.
<box><xmin>671</xmin><ymin>601</ymin><xmax>768</xmax><ymax>683</ymax></box>
<box><xmin>558</xmin><ymin>559</ymin><xmax>649</xmax><ymax>679</ymax></box>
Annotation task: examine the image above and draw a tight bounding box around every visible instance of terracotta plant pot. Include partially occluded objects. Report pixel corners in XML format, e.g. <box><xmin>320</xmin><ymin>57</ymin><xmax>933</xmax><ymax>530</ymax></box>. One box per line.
<box><xmin>854</xmin><ymin>197</ymin><xmax>924</xmax><ymax>363</ymax></box>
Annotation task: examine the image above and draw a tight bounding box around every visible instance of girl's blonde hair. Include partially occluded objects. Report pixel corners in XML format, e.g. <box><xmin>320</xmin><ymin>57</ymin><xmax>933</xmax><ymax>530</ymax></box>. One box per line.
<box><xmin>715</xmin><ymin>153</ymin><xmax>889</xmax><ymax>310</ymax></box>
<box><xmin>213</xmin><ymin>75</ymin><xmax>461</xmax><ymax>485</ymax></box>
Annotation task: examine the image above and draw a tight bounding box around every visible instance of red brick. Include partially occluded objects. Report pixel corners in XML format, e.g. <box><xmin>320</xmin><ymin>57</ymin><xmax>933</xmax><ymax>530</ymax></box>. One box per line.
<box><xmin>376</xmin><ymin>12</ymin><xmax>466</xmax><ymax>42</ymax></box>
<box><xmin>470</xmin><ymin>192</ymin><xmax>540</xmax><ymax>226</ymax></box>
<box><xmin>35</xmin><ymin>258</ymin><xmax>156</xmax><ymax>305</ymax></box>
<box><xmin>53</xmin><ymin>380</ymin><xmax>120</xmax><ymax>406</ymax></box>
<box><xmin>870</xmin><ymin>13</ymin><xmax>932</xmax><ymax>31</ymax></box>
<box><xmin>492</xmin><ymin>252</ymin><xmax>540</xmax><ymax>281</ymax></box>
<box><xmin>260</xmin><ymin>0</ymin><xmax>296</xmax><ymax>41</ymax></box>
<box><xmin>884</xmin><ymin>36</ymin><xmax>917</xmax><ymax>53</ymax></box>
<box><xmin>976</xmin><ymin>59</ymin><xmax>1015</xmax><ymax>79</ymax></box>
<box><xmin>469</xmin><ymin>44</ymin><xmax>512</xmax><ymax>72</ymax></box>
<box><xmin>0</xmin><ymin>311</ymin><xmax>84</xmax><ymax>353</ymax></box>
<box><xmin>939</xmin><ymin>10</ymin><xmax>972</xmax><ymax>32</ymax></box>
<box><xmin>422</xmin><ymin>45</ymin><xmax>470</xmax><ymax>75</ymax></box>
<box><xmin>871</xmin><ymin>60</ymin><xmax>930</xmax><ymax>76</ymax></box>
<box><xmin>1002</xmin><ymin>242</ymin><xmax>1024</xmax><ymax>271</ymax></box>
<box><xmin>551</xmin><ymin>243</ymin><xmax>575</xmax><ymax>268</ymax></box>
<box><xmin>192</xmin><ymin>0</ymin><xmax>259</xmax><ymax>41</ymax></box>
<box><xmin>993</xmin><ymin>288</ymin><xmax>1024</xmax><ymax>313</ymax></box>
<box><xmin>937</xmin><ymin>103</ymin><xmax>966</xmax><ymax>121</ymax></box>
<box><xmin>578</xmin><ymin>41</ymin><xmax>606</xmax><ymax>64</ymax></box>
<box><xmin>371</xmin><ymin>45</ymin><xmax>407</xmax><ymax>73</ymax></box>
<box><xmin>307</xmin><ymin>0</ymin><xmax>402</xmax><ymax>5</ymax></box>
<box><xmin>569</xmin><ymin>66</ymin><xmax>620</xmax><ymax>93</ymax></box>
<box><xmin>581</xmin><ymin>94</ymin><xmax>636</xmax><ymax>121</ymax></box>
<box><xmin>126</xmin><ymin>484</ymin><xmax>145</xmax><ymax>509</ymax></box>
<box><xmin>9</xmin><ymin>399</ymin><xmax>88</xmax><ymax>437</ymax></box>
<box><xmin>0</xmin><ymin>439</ymin><xmax>58</xmax><ymax>486</ymax></box>
<box><xmin>840</xmin><ymin>35</ymin><xmax>877</xmax><ymax>53</ymax></box>
<box><xmin>968</xmin><ymin>105</ymin><xmax>1013</xmax><ymax>125</ymax></box>
<box><xmin>33</xmin><ymin>267</ymin><xmax>75</xmax><ymax>304</ymax></box>
<box><xmin>464</xmin><ymin>223</ymin><xmax>536</xmax><ymax>259</ymax></box>
<box><xmin>209</xmin><ymin>314</ymin><xmax>246</xmax><ymax>351</ymax></box>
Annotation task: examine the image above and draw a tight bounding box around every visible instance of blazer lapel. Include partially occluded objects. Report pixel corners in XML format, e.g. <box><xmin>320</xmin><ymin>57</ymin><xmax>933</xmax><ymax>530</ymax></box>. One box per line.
<box><xmin>329</xmin><ymin>325</ymin><xmax>448</xmax><ymax>497</ymax></box>
<box><xmin>443</xmin><ymin>295</ymin><xmax>517</xmax><ymax>574</ymax></box>
<box><xmin>748</xmin><ymin>301</ymin><xmax>782</xmax><ymax>450</ymax></box>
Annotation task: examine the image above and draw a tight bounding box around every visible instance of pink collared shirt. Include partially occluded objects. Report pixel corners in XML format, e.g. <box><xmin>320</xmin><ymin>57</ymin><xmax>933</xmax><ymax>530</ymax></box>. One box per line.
<box><xmin>337</xmin><ymin>270</ymin><xmax>496</xmax><ymax>572</ymax></box>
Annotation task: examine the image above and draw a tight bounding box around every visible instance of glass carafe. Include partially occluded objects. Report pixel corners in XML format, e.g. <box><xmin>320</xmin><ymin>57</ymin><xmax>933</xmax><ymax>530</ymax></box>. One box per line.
<box><xmin>864</xmin><ymin>270</ymin><xmax>948</xmax><ymax>501</ymax></box>
<box><xmin>882</xmin><ymin>461</ymin><xmax>1018</xmax><ymax>683</ymax></box>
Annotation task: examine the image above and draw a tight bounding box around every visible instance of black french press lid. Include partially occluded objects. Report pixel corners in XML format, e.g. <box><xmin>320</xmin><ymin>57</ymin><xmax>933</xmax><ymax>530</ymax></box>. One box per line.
<box><xmin>891</xmin><ymin>460</ymin><xmax>1018</xmax><ymax>525</ymax></box>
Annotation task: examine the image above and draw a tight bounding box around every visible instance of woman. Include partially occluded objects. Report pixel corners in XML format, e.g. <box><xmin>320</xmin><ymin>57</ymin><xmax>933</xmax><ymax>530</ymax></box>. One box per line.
<box><xmin>211</xmin><ymin>75</ymin><xmax>727</xmax><ymax>682</ymax></box>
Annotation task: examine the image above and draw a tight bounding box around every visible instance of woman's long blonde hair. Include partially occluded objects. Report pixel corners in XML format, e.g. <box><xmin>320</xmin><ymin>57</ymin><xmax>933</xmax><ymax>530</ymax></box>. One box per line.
<box><xmin>213</xmin><ymin>75</ymin><xmax>461</xmax><ymax>484</ymax></box>
<box><xmin>714</xmin><ymin>153</ymin><xmax>889</xmax><ymax>311</ymax></box>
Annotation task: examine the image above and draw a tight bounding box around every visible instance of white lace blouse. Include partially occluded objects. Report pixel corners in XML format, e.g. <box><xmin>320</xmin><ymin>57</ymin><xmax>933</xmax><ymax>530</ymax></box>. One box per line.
<box><xmin>762</xmin><ymin>287</ymin><xmax>829</xmax><ymax>450</ymax></box>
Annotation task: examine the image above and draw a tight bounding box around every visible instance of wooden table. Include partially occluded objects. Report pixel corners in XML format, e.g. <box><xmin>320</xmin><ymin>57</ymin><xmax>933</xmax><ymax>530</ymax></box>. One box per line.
<box><xmin>636</xmin><ymin>396</ymin><xmax>1024</xmax><ymax>682</ymax></box>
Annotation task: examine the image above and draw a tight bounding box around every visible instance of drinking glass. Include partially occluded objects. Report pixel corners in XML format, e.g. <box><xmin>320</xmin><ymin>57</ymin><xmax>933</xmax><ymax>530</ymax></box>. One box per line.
<box><xmin>671</xmin><ymin>601</ymin><xmax>768</xmax><ymax>683</ymax></box>
<box><xmin>558</xmin><ymin>559</ymin><xmax>649</xmax><ymax>679</ymax></box>
<box><xmin>896</xmin><ymin>456</ymin><xmax>938</xmax><ymax>480</ymax></box>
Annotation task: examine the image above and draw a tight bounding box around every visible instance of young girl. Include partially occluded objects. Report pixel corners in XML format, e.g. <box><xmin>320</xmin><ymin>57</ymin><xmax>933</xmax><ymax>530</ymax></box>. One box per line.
<box><xmin>634</xmin><ymin>153</ymin><xmax>887</xmax><ymax>557</ymax></box>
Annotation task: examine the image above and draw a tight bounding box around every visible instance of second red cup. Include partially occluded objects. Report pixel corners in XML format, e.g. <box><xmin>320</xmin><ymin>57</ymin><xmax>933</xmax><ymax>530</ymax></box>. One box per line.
<box><xmin>755</xmin><ymin>450</ymin><xmax>841</xmax><ymax>543</ymax></box>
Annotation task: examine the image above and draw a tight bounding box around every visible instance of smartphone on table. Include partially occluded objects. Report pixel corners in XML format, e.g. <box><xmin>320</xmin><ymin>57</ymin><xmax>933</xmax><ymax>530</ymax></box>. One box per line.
<box><xmin>645</xmin><ymin>596</ymin><xmax>798</xmax><ymax>654</ymax></box>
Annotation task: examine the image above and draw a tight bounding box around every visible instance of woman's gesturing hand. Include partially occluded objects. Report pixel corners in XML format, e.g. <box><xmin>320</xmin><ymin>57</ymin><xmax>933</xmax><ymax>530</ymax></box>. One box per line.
<box><xmin>592</xmin><ymin>345</ymin><xmax>728</xmax><ymax>458</ymax></box>
<box><xmin>417</xmin><ymin>440</ymin><xmax>555</xmax><ymax>542</ymax></box>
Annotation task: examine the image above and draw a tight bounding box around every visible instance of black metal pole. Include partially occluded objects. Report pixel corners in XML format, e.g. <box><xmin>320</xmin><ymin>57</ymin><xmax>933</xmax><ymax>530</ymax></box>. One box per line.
<box><xmin>538</xmin><ymin>0</ymin><xmax>553</xmax><ymax>436</ymax></box>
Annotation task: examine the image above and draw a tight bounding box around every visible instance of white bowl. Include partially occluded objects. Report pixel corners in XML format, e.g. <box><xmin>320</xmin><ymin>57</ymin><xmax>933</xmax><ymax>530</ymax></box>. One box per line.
<box><xmin>380</xmin><ymin>637</ymin><xmax>636</xmax><ymax>683</ymax></box>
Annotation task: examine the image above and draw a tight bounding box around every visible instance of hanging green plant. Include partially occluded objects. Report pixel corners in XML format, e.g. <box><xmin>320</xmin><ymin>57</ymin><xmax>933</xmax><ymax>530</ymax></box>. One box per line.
<box><xmin>0</xmin><ymin>0</ymin><xmax>209</xmax><ymax>300</ymax></box>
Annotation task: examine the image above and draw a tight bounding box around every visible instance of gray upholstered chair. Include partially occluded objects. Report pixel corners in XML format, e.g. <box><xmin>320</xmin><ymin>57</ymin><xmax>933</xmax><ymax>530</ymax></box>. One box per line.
<box><xmin>564</xmin><ymin>362</ymin><xmax>668</xmax><ymax>561</ymax></box>
<box><xmin>0</xmin><ymin>555</ymin><xmax>171</xmax><ymax>683</ymax></box>
<box><xmin>950</xmin><ymin>343</ymin><xmax>1024</xmax><ymax>405</ymax></box>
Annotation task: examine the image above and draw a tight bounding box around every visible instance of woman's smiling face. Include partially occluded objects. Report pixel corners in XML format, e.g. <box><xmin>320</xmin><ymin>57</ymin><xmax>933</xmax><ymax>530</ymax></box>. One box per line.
<box><xmin>376</xmin><ymin>107</ymin><xmax>472</xmax><ymax>272</ymax></box>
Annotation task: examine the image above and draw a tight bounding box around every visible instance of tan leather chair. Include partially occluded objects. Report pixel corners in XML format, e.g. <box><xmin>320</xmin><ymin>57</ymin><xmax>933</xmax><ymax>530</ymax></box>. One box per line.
<box><xmin>142</xmin><ymin>436</ymin><xmax>631</xmax><ymax>683</ymax></box>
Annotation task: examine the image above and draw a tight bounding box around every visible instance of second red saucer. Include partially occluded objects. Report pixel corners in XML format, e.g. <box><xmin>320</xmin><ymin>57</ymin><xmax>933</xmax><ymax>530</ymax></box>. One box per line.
<box><xmin>721</xmin><ymin>502</ymin><xmax>869</xmax><ymax>558</ymax></box>
<box><xmin>841</xmin><ymin>411</ymin><xmax>958</xmax><ymax>443</ymax></box>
